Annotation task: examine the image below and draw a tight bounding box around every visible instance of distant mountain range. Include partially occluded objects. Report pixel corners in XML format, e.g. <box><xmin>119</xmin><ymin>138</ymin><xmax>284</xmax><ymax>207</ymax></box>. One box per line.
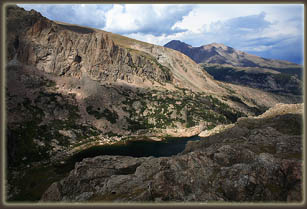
<box><xmin>164</xmin><ymin>40</ymin><xmax>301</xmax><ymax>69</ymax></box>
<box><xmin>164</xmin><ymin>40</ymin><xmax>303</xmax><ymax>95</ymax></box>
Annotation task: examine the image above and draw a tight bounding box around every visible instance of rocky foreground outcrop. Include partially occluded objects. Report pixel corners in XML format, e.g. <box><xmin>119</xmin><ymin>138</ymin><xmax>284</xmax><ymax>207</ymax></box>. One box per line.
<box><xmin>41</xmin><ymin>103</ymin><xmax>303</xmax><ymax>202</ymax></box>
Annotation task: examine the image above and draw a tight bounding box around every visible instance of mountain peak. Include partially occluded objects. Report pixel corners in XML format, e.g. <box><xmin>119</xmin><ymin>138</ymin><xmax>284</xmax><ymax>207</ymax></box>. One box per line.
<box><xmin>164</xmin><ymin>40</ymin><xmax>192</xmax><ymax>48</ymax></box>
<box><xmin>165</xmin><ymin>40</ymin><xmax>300</xmax><ymax>68</ymax></box>
<box><xmin>164</xmin><ymin>40</ymin><xmax>193</xmax><ymax>55</ymax></box>
<box><xmin>203</xmin><ymin>42</ymin><xmax>229</xmax><ymax>50</ymax></box>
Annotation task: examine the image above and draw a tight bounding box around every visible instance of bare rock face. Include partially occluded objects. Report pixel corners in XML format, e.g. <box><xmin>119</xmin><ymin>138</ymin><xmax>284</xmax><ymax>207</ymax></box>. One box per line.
<box><xmin>7</xmin><ymin>7</ymin><xmax>171</xmax><ymax>85</ymax></box>
<box><xmin>41</xmin><ymin>104</ymin><xmax>303</xmax><ymax>202</ymax></box>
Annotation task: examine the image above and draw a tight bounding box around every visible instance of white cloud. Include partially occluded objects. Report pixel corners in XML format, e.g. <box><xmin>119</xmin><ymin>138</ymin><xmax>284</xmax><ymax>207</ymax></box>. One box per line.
<box><xmin>173</xmin><ymin>4</ymin><xmax>267</xmax><ymax>33</ymax></box>
<box><xmin>103</xmin><ymin>4</ymin><xmax>194</xmax><ymax>36</ymax></box>
<box><xmin>126</xmin><ymin>31</ymin><xmax>190</xmax><ymax>46</ymax></box>
<box><xmin>18</xmin><ymin>4</ymin><xmax>110</xmax><ymax>29</ymax></box>
<box><xmin>103</xmin><ymin>4</ymin><xmax>139</xmax><ymax>32</ymax></box>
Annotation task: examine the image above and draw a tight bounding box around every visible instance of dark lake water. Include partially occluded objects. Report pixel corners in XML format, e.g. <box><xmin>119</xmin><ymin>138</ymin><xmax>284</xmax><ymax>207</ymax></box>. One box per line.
<box><xmin>11</xmin><ymin>135</ymin><xmax>202</xmax><ymax>202</ymax></box>
<box><xmin>70</xmin><ymin>135</ymin><xmax>201</xmax><ymax>161</ymax></box>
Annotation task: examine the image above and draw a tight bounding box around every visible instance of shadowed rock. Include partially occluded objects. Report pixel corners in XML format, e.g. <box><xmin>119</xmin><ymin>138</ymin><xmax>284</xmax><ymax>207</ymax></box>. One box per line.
<box><xmin>41</xmin><ymin>104</ymin><xmax>303</xmax><ymax>202</ymax></box>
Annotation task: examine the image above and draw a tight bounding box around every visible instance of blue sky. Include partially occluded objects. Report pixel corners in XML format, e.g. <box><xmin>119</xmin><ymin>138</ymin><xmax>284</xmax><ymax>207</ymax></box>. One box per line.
<box><xmin>18</xmin><ymin>4</ymin><xmax>304</xmax><ymax>64</ymax></box>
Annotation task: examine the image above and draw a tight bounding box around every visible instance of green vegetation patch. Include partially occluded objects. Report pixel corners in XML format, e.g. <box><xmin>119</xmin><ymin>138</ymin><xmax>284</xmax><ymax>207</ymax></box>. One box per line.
<box><xmin>121</xmin><ymin>88</ymin><xmax>246</xmax><ymax>131</ymax></box>
<box><xmin>86</xmin><ymin>106</ymin><xmax>119</xmax><ymax>123</ymax></box>
<box><xmin>7</xmin><ymin>91</ymin><xmax>102</xmax><ymax>166</ymax></box>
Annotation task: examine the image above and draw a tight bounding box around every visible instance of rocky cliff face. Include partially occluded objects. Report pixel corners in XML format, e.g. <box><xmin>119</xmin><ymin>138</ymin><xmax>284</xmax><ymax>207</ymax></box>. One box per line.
<box><xmin>41</xmin><ymin>103</ymin><xmax>303</xmax><ymax>202</ymax></box>
<box><xmin>7</xmin><ymin>7</ymin><xmax>172</xmax><ymax>85</ymax></box>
